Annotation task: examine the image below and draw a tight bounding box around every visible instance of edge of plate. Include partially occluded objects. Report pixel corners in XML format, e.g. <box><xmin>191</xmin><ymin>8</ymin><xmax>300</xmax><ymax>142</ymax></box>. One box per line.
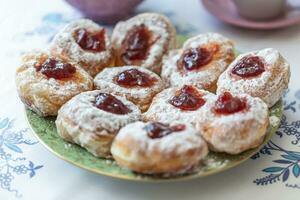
<box><xmin>24</xmin><ymin>99</ymin><xmax>283</xmax><ymax>182</ymax></box>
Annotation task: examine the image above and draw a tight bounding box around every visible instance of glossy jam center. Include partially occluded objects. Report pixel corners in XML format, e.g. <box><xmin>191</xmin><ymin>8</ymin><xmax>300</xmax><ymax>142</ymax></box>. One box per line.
<box><xmin>74</xmin><ymin>28</ymin><xmax>106</xmax><ymax>52</ymax></box>
<box><xmin>94</xmin><ymin>93</ymin><xmax>131</xmax><ymax>115</ymax></box>
<box><xmin>178</xmin><ymin>47</ymin><xmax>213</xmax><ymax>71</ymax></box>
<box><xmin>144</xmin><ymin>122</ymin><xmax>186</xmax><ymax>139</ymax></box>
<box><xmin>115</xmin><ymin>69</ymin><xmax>156</xmax><ymax>87</ymax></box>
<box><xmin>169</xmin><ymin>85</ymin><xmax>206</xmax><ymax>111</ymax></box>
<box><xmin>121</xmin><ymin>25</ymin><xmax>151</xmax><ymax>62</ymax></box>
<box><xmin>35</xmin><ymin>58</ymin><xmax>76</xmax><ymax>79</ymax></box>
<box><xmin>231</xmin><ymin>56</ymin><xmax>265</xmax><ymax>77</ymax></box>
<box><xmin>214</xmin><ymin>92</ymin><xmax>247</xmax><ymax>115</ymax></box>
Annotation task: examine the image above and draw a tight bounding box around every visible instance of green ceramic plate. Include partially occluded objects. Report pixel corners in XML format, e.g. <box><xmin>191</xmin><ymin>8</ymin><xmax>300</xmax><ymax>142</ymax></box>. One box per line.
<box><xmin>25</xmin><ymin>100</ymin><xmax>282</xmax><ymax>182</ymax></box>
<box><xmin>25</xmin><ymin>35</ymin><xmax>283</xmax><ymax>181</ymax></box>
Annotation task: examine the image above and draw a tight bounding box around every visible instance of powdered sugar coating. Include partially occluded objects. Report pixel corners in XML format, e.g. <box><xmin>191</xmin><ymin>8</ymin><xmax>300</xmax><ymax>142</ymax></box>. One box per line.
<box><xmin>111</xmin><ymin>121</ymin><xmax>208</xmax><ymax>174</ymax></box>
<box><xmin>142</xmin><ymin>86</ymin><xmax>216</xmax><ymax>125</ymax></box>
<box><xmin>112</xmin><ymin>13</ymin><xmax>176</xmax><ymax>73</ymax></box>
<box><xmin>57</xmin><ymin>90</ymin><xmax>141</xmax><ymax>134</ymax></box>
<box><xmin>161</xmin><ymin>33</ymin><xmax>235</xmax><ymax>92</ymax></box>
<box><xmin>196</xmin><ymin>93</ymin><xmax>269</xmax><ymax>154</ymax></box>
<box><xmin>15</xmin><ymin>50</ymin><xmax>93</xmax><ymax>116</ymax></box>
<box><xmin>217</xmin><ymin>48</ymin><xmax>290</xmax><ymax>107</ymax></box>
<box><xmin>94</xmin><ymin>66</ymin><xmax>164</xmax><ymax>111</ymax></box>
<box><xmin>55</xmin><ymin>90</ymin><xmax>141</xmax><ymax>158</ymax></box>
<box><xmin>50</xmin><ymin>19</ymin><xmax>114</xmax><ymax>77</ymax></box>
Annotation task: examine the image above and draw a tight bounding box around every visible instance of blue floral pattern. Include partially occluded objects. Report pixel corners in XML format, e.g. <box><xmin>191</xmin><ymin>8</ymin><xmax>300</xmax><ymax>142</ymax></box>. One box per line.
<box><xmin>252</xmin><ymin>89</ymin><xmax>300</xmax><ymax>188</ymax></box>
<box><xmin>276</xmin><ymin>115</ymin><xmax>300</xmax><ymax>145</ymax></box>
<box><xmin>25</xmin><ymin>13</ymin><xmax>72</xmax><ymax>42</ymax></box>
<box><xmin>253</xmin><ymin>141</ymin><xmax>300</xmax><ymax>185</ymax></box>
<box><xmin>0</xmin><ymin>118</ymin><xmax>43</xmax><ymax>198</ymax></box>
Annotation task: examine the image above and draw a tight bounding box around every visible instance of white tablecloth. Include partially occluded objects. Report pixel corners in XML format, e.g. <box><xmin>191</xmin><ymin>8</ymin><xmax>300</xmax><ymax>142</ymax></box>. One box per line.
<box><xmin>1</xmin><ymin>0</ymin><xmax>300</xmax><ymax>199</ymax></box>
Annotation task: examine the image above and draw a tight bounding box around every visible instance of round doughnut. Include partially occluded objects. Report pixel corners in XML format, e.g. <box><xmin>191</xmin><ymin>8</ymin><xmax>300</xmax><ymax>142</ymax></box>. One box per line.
<box><xmin>161</xmin><ymin>33</ymin><xmax>235</xmax><ymax>92</ymax></box>
<box><xmin>217</xmin><ymin>48</ymin><xmax>290</xmax><ymax>107</ymax></box>
<box><xmin>111</xmin><ymin>13</ymin><xmax>176</xmax><ymax>73</ymax></box>
<box><xmin>15</xmin><ymin>50</ymin><xmax>93</xmax><ymax>116</ymax></box>
<box><xmin>195</xmin><ymin>91</ymin><xmax>269</xmax><ymax>154</ymax></box>
<box><xmin>55</xmin><ymin>90</ymin><xmax>141</xmax><ymax>158</ymax></box>
<box><xmin>50</xmin><ymin>19</ymin><xmax>114</xmax><ymax>77</ymax></box>
<box><xmin>94</xmin><ymin>66</ymin><xmax>164</xmax><ymax>111</ymax></box>
<box><xmin>143</xmin><ymin>85</ymin><xmax>215</xmax><ymax>125</ymax></box>
<box><xmin>111</xmin><ymin>121</ymin><xmax>208</xmax><ymax>175</ymax></box>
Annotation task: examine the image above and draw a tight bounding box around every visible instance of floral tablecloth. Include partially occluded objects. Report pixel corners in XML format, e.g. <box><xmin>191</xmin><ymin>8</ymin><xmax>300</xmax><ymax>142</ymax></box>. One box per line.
<box><xmin>0</xmin><ymin>0</ymin><xmax>300</xmax><ymax>199</ymax></box>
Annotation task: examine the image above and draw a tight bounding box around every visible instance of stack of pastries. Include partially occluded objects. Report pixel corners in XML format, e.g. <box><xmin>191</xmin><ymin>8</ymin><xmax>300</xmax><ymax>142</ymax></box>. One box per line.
<box><xmin>15</xmin><ymin>13</ymin><xmax>290</xmax><ymax>176</ymax></box>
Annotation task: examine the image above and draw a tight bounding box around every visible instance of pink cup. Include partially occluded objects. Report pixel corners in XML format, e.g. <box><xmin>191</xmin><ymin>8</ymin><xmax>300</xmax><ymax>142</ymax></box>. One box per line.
<box><xmin>65</xmin><ymin>0</ymin><xmax>144</xmax><ymax>24</ymax></box>
<box><xmin>233</xmin><ymin>0</ymin><xmax>287</xmax><ymax>20</ymax></box>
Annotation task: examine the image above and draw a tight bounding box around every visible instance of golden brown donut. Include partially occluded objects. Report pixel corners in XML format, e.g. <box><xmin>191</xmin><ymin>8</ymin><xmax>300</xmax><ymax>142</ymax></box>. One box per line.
<box><xmin>217</xmin><ymin>48</ymin><xmax>290</xmax><ymax>107</ymax></box>
<box><xmin>15</xmin><ymin>50</ymin><xmax>93</xmax><ymax>116</ymax></box>
<box><xmin>111</xmin><ymin>121</ymin><xmax>208</xmax><ymax>175</ymax></box>
<box><xmin>195</xmin><ymin>91</ymin><xmax>269</xmax><ymax>154</ymax></box>
<box><xmin>161</xmin><ymin>33</ymin><xmax>235</xmax><ymax>92</ymax></box>
<box><xmin>50</xmin><ymin>19</ymin><xmax>114</xmax><ymax>77</ymax></box>
<box><xmin>111</xmin><ymin>13</ymin><xmax>176</xmax><ymax>73</ymax></box>
<box><xmin>94</xmin><ymin>66</ymin><xmax>164</xmax><ymax>111</ymax></box>
<box><xmin>56</xmin><ymin>90</ymin><xmax>141</xmax><ymax>158</ymax></box>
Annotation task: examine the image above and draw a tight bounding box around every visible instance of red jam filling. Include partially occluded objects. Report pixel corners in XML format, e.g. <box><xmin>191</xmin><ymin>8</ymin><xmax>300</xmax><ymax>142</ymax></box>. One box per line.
<box><xmin>169</xmin><ymin>85</ymin><xmax>206</xmax><ymax>111</ymax></box>
<box><xmin>178</xmin><ymin>47</ymin><xmax>213</xmax><ymax>71</ymax></box>
<box><xmin>121</xmin><ymin>25</ymin><xmax>151</xmax><ymax>63</ymax></box>
<box><xmin>115</xmin><ymin>69</ymin><xmax>156</xmax><ymax>88</ymax></box>
<box><xmin>214</xmin><ymin>92</ymin><xmax>247</xmax><ymax>115</ymax></box>
<box><xmin>144</xmin><ymin>122</ymin><xmax>186</xmax><ymax>139</ymax></box>
<box><xmin>35</xmin><ymin>58</ymin><xmax>76</xmax><ymax>79</ymax></box>
<box><xmin>74</xmin><ymin>28</ymin><xmax>106</xmax><ymax>52</ymax></box>
<box><xmin>231</xmin><ymin>56</ymin><xmax>265</xmax><ymax>78</ymax></box>
<box><xmin>94</xmin><ymin>93</ymin><xmax>131</xmax><ymax>115</ymax></box>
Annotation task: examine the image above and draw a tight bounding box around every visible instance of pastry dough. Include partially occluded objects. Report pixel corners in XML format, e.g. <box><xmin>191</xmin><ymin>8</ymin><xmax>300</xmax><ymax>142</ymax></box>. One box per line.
<box><xmin>94</xmin><ymin>66</ymin><xmax>164</xmax><ymax>111</ymax></box>
<box><xmin>195</xmin><ymin>92</ymin><xmax>269</xmax><ymax>154</ymax></box>
<box><xmin>161</xmin><ymin>33</ymin><xmax>235</xmax><ymax>92</ymax></box>
<box><xmin>111</xmin><ymin>121</ymin><xmax>208</xmax><ymax>174</ymax></box>
<box><xmin>143</xmin><ymin>85</ymin><xmax>215</xmax><ymax>125</ymax></box>
<box><xmin>15</xmin><ymin>50</ymin><xmax>93</xmax><ymax>116</ymax></box>
<box><xmin>50</xmin><ymin>19</ymin><xmax>114</xmax><ymax>77</ymax></box>
<box><xmin>14</xmin><ymin>11</ymin><xmax>290</xmax><ymax>172</ymax></box>
<box><xmin>217</xmin><ymin>48</ymin><xmax>290</xmax><ymax>107</ymax></box>
<box><xmin>55</xmin><ymin>90</ymin><xmax>141</xmax><ymax>158</ymax></box>
<box><xmin>112</xmin><ymin>13</ymin><xmax>176</xmax><ymax>73</ymax></box>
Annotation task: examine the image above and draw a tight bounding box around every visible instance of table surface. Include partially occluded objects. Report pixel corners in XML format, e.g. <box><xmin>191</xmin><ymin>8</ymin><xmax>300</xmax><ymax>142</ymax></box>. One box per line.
<box><xmin>0</xmin><ymin>0</ymin><xmax>300</xmax><ymax>199</ymax></box>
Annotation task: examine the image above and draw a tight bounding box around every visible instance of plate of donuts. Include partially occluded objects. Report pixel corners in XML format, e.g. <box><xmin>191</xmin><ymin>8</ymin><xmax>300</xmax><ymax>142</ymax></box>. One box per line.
<box><xmin>17</xmin><ymin>13</ymin><xmax>290</xmax><ymax>181</ymax></box>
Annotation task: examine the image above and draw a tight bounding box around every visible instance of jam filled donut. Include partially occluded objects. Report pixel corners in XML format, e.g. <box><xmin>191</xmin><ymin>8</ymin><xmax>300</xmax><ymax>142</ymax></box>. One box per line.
<box><xmin>217</xmin><ymin>48</ymin><xmax>290</xmax><ymax>107</ymax></box>
<box><xmin>195</xmin><ymin>92</ymin><xmax>269</xmax><ymax>154</ymax></box>
<box><xmin>55</xmin><ymin>90</ymin><xmax>141</xmax><ymax>158</ymax></box>
<box><xmin>50</xmin><ymin>19</ymin><xmax>114</xmax><ymax>77</ymax></box>
<box><xmin>15</xmin><ymin>50</ymin><xmax>93</xmax><ymax>116</ymax></box>
<box><xmin>94</xmin><ymin>66</ymin><xmax>164</xmax><ymax>111</ymax></box>
<box><xmin>143</xmin><ymin>85</ymin><xmax>215</xmax><ymax>125</ymax></box>
<box><xmin>111</xmin><ymin>121</ymin><xmax>208</xmax><ymax>175</ymax></box>
<box><xmin>161</xmin><ymin>33</ymin><xmax>235</xmax><ymax>92</ymax></box>
<box><xmin>111</xmin><ymin>13</ymin><xmax>176</xmax><ymax>73</ymax></box>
